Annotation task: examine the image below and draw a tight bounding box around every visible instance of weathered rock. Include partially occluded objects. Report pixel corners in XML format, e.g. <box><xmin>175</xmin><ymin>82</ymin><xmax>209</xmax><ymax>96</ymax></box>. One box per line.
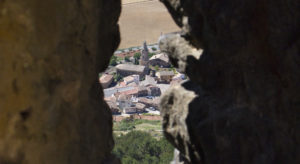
<box><xmin>159</xmin><ymin>0</ymin><xmax>300</xmax><ymax>163</ymax></box>
<box><xmin>0</xmin><ymin>0</ymin><xmax>121</xmax><ymax>163</ymax></box>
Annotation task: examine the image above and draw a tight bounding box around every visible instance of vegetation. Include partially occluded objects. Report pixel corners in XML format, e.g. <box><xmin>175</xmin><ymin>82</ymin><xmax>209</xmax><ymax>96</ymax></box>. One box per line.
<box><xmin>151</xmin><ymin>47</ymin><xmax>157</xmax><ymax>51</ymax></box>
<box><xmin>109</xmin><ymin>56</ymin><xmax>118</xmax><ymax>66</ymax></box>
<box><xmin>134</xmin><ymin>52</ymin><xmax>141</xmax><ymax>65</ymax></box>
<box><xmin>169</xmin><ymin>65</ymin><xmax>177</xmax><ymax>74</ymax></box>
<box><xmin>98</xmin><ymin>73</ymin><xmax>103</xmax><ymax>78</ymax></box>
<box><xmin>114</xmin><ymin>119</ymin><xmax>161</xmax><ymax>131</ymax></box>
<box><xmin>113</xmin><ymin>73</ymin><xmax>122</xmax><ymax>82</ymax></box>
<box><xmin>114</xmin><ymin>119</ymin><xmax>137</xmax><ymax>131</ymax></box>
<box><xmin>134</xmin><ymin>59</ymin><xmax>139</xmax><ymax>65</ymax></box>
<box><xmin>148</xmin><ymin>52</ymin><xmax>155</xmax><ymax>58</ymax></box>
<box><xmin>134</xmin><ymin>52</ymin><xmax>141</xmax><ymax>60</ymax></box>
<box><xmin>142</xmin><ymin>113</ymin><xmax>156</xmax><ymax>116</ymax></box>
<box><xmin>155</xmin><ymin>65</ymin><xmax>159</xmax><ymax>71</ymax></box>
<box><xmin>125</xmin><ymin>56</ymin><xmax>130</xmax><ymax>62</ymax></box>
<box><xmin>113</xmin><ymin>131</ymin><xmax>174</xmax><ymax>164</ymax></box>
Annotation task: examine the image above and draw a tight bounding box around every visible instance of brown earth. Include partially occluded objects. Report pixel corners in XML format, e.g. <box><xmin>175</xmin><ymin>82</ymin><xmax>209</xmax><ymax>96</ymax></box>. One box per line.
<box><xmin>118</xmin><ymin>0</ymin><xmax>180</xmax><ymax>49</ymax></box>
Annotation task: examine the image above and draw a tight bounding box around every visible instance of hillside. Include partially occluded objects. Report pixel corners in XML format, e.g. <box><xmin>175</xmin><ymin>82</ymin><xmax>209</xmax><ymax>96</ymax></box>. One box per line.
<box><xmin>118</xmin><ymin>0</ymin><xmax>180</xmax><ymax>49</ymax></box>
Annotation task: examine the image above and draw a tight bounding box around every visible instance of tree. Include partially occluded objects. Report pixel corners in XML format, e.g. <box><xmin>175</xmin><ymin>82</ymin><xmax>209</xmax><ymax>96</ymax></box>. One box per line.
<box><xmin>125</xmin><ymin>56</ymin><xmax>130</xmax><ymax>62</ymax></box>
<box><xmin>148</xmin><ymin>53</ymin><xmax>155</xmax><ymax>58</ymax></box>
<box><xmin>134</xmin><ymin>58</ymin><xmax>139</xmax><ymax>65</ymax></box>
<box><xmin>134</xmin><ymin>52</ymin><xmax>141</xmax><ymax>65</ymax></box>
<box><xmin>151</xmin><ymin>47</ymin><xmax>157</xmax><ymax>51</ymax></box>
<box><xmin>109</xmin><ymin>56</ymin><xmax>117</xmax><ymax>66</ymax></box>
<box><xmin>113</xmin><ymin>73</ymin><xmax>122</xmax><ymax>82</ymax></box>
<box><xmin>113</xmin><ymin>131</ymin><xmax>174</xmax><ymax>164</ymax></box>
<box><xmin>155</xmin><ymin>65</ymin><xmax>159</xmax><ymax>71</ymax></box>
<box><xmin>134</xmin><ymin>52</ymin><xmax>141</xmax><ymax>60</ymax></box>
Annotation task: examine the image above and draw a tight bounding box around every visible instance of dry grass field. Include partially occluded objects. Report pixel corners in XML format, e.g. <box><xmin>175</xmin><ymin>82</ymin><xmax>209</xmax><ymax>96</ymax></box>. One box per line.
<box><xmin>118</xmin><ymin>0</ymin><xmax>180</xmax><ymax>49</ymax></box>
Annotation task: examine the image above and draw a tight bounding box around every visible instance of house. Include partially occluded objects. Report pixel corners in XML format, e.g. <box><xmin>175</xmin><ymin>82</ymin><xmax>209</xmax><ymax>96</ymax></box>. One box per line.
<box><xmin>138</xmin><ymin>86</ymin><xmax>148</xmax><ymax>97</ymax></box>
<box><xmin>123</xmin><ymin>75</ymin><xmax>139</xmax><ymax>85</ymax></box>
<box><xmin>135</xmin><ymin>103</ymin><xmax>146</xmax><ymax>112</ymax></box>
<box><xmin>117</xmin><ymin>94</ymin><xmax>134</xmax><ymax>109</ymax></box>
<box><xmin>124</xmin><ymin>107</ymin><xmax>137</xmax><ymax>114</ymax></box>
<box><xmin>99</xmin><ymin>73</ymin><xmax>113</xmax><ymax>89</ymax></box>
<box><xmin>172</xmin><ymin>73</ymin><xmax>185</xmax><ymax>81</ymax></box>
<box><xmin>140</xmin><ymin>75</ymin><xmax>157</xmax><ymax>86</ymax></box>
<box><xmin>156</xmin><ymin>71</ymin><xmax>175</xmax><ymax>83</ymax></box>
<box><xmin>116</xmin><ymin>64</ymin><xmax>148</xmax><ymax>78</ymax></box>
<box><xmin>149</xmin><ymin>53</ymin><xmax>170</xmax><ymax>67</ymax></box>
<box><xmin>106</xmin><ymin>101</ymin><xmax>121</xmax><ymax>114</ymax></box>
<box><xmin>104</xmin><ymin>96</ymin><xmax>121</xmax><ymax>114</ymax></box>
<box><xmin>146</xmin><ymin>84</ymin><xmax>161</xmax><ymax>96</ymax></box>
<box><xmin>138</xmin><ymin>97</ymin><xmax>160</xmax><ymax>110</ymax></box>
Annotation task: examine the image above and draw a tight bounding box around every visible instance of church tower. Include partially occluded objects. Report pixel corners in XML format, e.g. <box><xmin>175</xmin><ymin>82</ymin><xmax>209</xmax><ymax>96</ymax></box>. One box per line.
<box><xmin>139</xmin><ymin>41</ymin><xmax>149</xmax><ymax>66</ymax></box>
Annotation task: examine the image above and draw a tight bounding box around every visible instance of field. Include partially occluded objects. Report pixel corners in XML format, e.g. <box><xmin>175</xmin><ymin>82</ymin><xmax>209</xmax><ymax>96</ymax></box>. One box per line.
<box><xmin>113</xmin><ymin>119</ymin><xmax>163</xmax><ymax>138</ymax></box>
<box><xmin>118</xmin><ymin>0</ymin><xmax>180</xmax><ymax>49</ymax></box>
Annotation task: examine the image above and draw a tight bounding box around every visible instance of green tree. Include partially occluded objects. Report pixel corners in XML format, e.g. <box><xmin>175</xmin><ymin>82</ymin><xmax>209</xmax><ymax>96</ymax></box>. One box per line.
<box><xmin>151</xmin><ymin>47</ymin><xmax>157</xmax><ymax>51</ymax></box>
<box><xmin>113</xmin><ymin>73</ymin><xmax>122</xmax><ymax>82</ymax></box>
<box><xmin>134</xmin><ymin>52</ymin><xmax>141</xmax><ymax>65</ymax></box>
<box><xmin>148</xmin><ymin>52</ymin><xmax>155</xmax><ymax>58</ymax></box>
<box><xmin>109</xmin><ymin>56</ymin><xmax>117</xmax><ymax>66</ymax></box>
<box><xmin>134</xmin><ymin>52</ymin><xmax>141</xmax><ymax>60</ymax></box>
<box><xmin>125</xmin><ymin>56</ymin><xmax>130</xmax><ymax>62</ymax></box>
<box><xmin>113</xmin><ymin>131</ymin><xmax>174</xmax><ymax>164</ymax></box>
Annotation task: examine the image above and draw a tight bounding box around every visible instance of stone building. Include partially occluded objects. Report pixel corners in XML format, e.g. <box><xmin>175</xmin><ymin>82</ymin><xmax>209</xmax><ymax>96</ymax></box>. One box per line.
<box><xmin>139</xmin><ymin>41</ymin><xmax>149</xmax><ymax>66</ymax></box>
<box><xmin>149</xmin><ymin>53</ymin><xmax>170</xmax><ymax>67</ymax></box>
<box><xmin>123</xmin><ymin>75</ymin><xmax>139</xmax><ymax>85</ymax></box>
<box><xmin>156</xmin><ymin>71</ymin><xmax>175</xmax><ymax>83</ymax></box>
<box><xmin>146</xmin><ymin>84</ymin><xmax>161</xmax><ymax>96</ymax></box>
<box><xmin>116</xmin><ymin>64</ymin><xmax>148</xmax><ymax>78</ymax></box>
<box><xmin>99</xmin><ymin>73</ymin><xmax>113</xmax><ymax>89</ymax></box>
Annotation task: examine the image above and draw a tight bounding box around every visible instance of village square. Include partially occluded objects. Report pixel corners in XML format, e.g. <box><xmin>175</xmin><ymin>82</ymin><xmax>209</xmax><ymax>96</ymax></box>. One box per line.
<box><xmin>99</xmin><ymin>41</ymin><xmax>186</xmax><ymax>121</ymax></box>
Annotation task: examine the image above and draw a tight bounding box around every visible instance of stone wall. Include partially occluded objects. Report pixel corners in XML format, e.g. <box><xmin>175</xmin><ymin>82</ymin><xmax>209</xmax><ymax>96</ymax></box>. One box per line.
<box><xmin>1</xmin><ymin>0</ymin><xmax>299</xmax><ymax>163</ymax></box>
<box><xmin>159</xmin><ymin>0</ymin><xmax>300</xmax><ymax>163</ymax></box>
<box><xmin>0</xmin><ymin>0</ymin><xmax>121</xmax><ymax>163</ymax></box>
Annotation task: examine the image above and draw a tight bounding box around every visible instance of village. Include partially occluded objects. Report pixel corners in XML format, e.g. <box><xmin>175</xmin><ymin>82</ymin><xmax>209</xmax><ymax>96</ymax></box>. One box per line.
<box><xmin>99</xmin><ymin>41</ymin><xmax>186</xmax><ymax>121</ymax></box>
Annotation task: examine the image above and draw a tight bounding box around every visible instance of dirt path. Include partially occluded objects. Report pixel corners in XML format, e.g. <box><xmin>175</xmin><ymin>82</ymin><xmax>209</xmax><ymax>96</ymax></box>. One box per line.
<box><xmin>118</xmin><ymin>0</ymin><xmax>180</xmax><ymax>49</ymax></box>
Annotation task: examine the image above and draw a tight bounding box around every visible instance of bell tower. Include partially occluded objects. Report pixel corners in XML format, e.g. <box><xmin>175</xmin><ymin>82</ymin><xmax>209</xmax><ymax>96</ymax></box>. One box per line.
<box><xmin>139</xmin><ymin>41</ymin><xmax>149</xmax><ymax>66</ymax></box>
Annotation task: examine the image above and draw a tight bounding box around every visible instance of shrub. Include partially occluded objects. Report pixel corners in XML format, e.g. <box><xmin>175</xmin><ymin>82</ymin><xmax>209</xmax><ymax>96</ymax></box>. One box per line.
<box><xmin>109</xmin><ymin>56</ymin><xmax>118</xmax><ymax>66</ymax></box>
<box><xmin>155</xmin><ymin>65</ymin><xmax>159</xmax><ymax>71</ymax></box>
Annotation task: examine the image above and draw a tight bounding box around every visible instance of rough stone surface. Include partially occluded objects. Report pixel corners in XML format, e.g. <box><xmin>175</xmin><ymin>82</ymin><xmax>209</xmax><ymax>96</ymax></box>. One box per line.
<box><xmin>0</xmin><ymin>0</ymin><xmax>121</xmax><ymax>163</ymax></box>
<box><xmin>159</xmin><ymin>0</ymin><xmax>300</xmax><ymax>163</ymax></box>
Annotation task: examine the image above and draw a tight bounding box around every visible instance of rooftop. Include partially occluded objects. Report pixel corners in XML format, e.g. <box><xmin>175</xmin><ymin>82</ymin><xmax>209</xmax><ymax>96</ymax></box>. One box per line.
<box><xmin>116</xmin><ymin>64</ymin><xmax>146</xmax><ymax>72</ymax></box>
<box><xmin>123</xmin><ymin>75</ymin><xmax>136</xmax><ymax>83</ymax></box>
<box><xmin>149</xmin><ymin>53</ymin><xmax>169</xmax><ymax>63</ymax></box>
<box><xmin>100</xmin><ymin>74</ymin><xmax>113</xmax><ymax>83</ymax></box>
<box><xmin>157</xmin><ymin>71</ymin><xmax>175</xmax><ymax>76</ymax></box>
